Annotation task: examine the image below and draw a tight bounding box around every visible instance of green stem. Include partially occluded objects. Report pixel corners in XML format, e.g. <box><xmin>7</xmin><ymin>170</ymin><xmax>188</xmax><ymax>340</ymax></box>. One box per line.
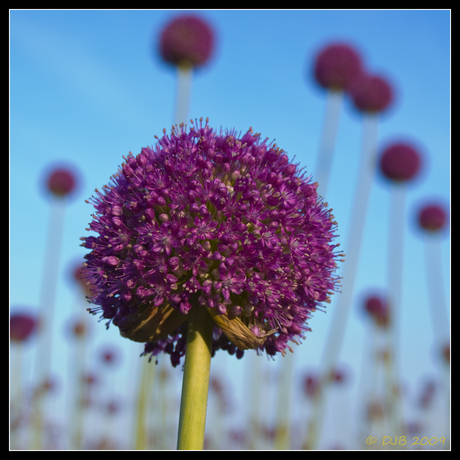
<box><xmin>177</xmin><ymin>305</ymin><xmax>214</xmax><ymax>450</ymax></box>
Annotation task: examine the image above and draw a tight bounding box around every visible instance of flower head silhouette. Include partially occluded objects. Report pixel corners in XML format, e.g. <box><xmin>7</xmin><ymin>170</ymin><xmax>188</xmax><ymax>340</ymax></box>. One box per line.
<box><xmin>159</xmin><ymin>15</ymin><xmax>214</xmax><ymax>68</ymax></box>
<box><xmin>380</xmin><ymin>142</ymin><xmax>421</xmax><ymax>182</ymax></box>
<box><xmin>350</xmin><ymin>73</ymin><xmax>393</xmax><ymax>114</ymax></box>
<box><xmin>313</xmin><ymin>43</ymin><xmax>362</xmax><ymax>92</ymax></box>
<box><xmin>418</xmin><ymin>203</ymin><xmax>447</xmax><ymax>232</ymax></box>
<box><xmin>82</xmin><ymin>119</ymin><xmax>342</xmax><ymax>366</ymax></box>
<box><xmin>10</xmin><ymin>312</ymin><xmax>37</xmax><ymax>343</ymax></box>
<box><xmin>47</xmin><ymin>168</ymin><xmax>76</xmax><ymax>197</ymax></box>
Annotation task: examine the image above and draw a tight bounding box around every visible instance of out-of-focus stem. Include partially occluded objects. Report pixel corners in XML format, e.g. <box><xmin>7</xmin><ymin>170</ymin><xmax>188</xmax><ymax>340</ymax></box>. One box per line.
<box><xmin>424</xmin><ymin>235</ymin><xmax>449</xmax><ymax>347</ymax></box>
<box><xmin>31</xmin><ymin>197</ymin><xmax>67</xmax><ymax>449</ymax></box>
<box><xmin>424</xmin><ymin>233</ymin><xmax>450</xmax><ymax>439</ymax></box>
<box><xmin>248</xmin><ymin>351</ymin><xmax>261</xmax><ymax>450</ymax></box>
<box><xmin>384</xmin><ymin>184</ymin><xmax>406</xmax><ymax>437</ymax></box>
<box><xmin>175</xmin><ymin>63</ymin><xmax>193</xmax><ymax>126</ymax></box>
<box><xmin>315</xmin><ymin>90</ymin><xmax>344</xmax><ymax>199</ymax></box>
<box><xmin>274</xmin><ymin>351</ymin><xmax>294</xmax><ymax>450</ymax></box>
<box><xmin>135</xmin><ymin>358</ymin><xmax>155</xmax><ymax>450</ymax></box>
<box><xmin>304</xmin><ymin>113</ymin><xmax>379</xmax><ymax>449</ymax></box>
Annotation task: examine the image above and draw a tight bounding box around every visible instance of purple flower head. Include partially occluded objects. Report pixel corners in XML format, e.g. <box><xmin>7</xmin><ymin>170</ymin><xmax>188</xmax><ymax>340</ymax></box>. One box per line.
<box><xmin>350</xmin><ymin>73</ymin><xmax>393</xmax><ymax>114</ymax></box>
<box><xmin>313</xmin><ymin>43</ymin><xmax>362</xmax><ymax>91</ymax></box>
<box><xmin>379</xmin><ymin>142</ymin><xmax>421</xmax><ymax>182</ymax></box>
<box><xmin>47</xmin><ymin>168</ymin><xmax>76</xmax><ymax>197</ymax></box>
<box><xmin>303</xmin><ymin>373</ymin><xmax>320</xmax><ymax>399</ymax></box>
<box><xmin>10</xmin><ymin>312</ymin><xmax>37</xmax><ymax>342</ymax></box>
<box><xmin>418</xmin><ymin>203</ymin><xmax>448</xmax><ymax>232</ymax></box>
<box><xmin>364</xmin><ymin>295</ymin><xmax>390</xmax><ymax>328</ymax></box>
<box><xmin>159</xmin><ymin>15</ymin><xmax>214</xmax><ymax>68</ymax></box>
<box><xmin>82</xmin><ymin>119</ymin><xmax>342</xmax><ymax>366</ymax></box>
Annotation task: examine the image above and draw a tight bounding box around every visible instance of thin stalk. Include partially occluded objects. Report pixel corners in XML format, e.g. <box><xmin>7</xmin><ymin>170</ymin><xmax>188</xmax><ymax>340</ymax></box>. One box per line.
<box><xmin>315</xmin><ymin>90</ymin><xmax>344</xmax><ymax>199</ymax></box>
<box><xmin>424</xmin><ymin>234</ymin><xmax>449</xmax><ymax>347</ymax></box>
<box><xmin>175</xmin><ymin>64</ymin><xmax>193</xmax><ymax>126</ymax></box>
<box><xmin>134</xmin><ymin>358</ymin><xmax>154</xmax><ymax>450</ymax></box>
<box><xmin>159</xmin><ymin>360</ymin><xmax>169</xmax><ymax>449</ymax></box>
<box><xmin>10</xmin><ymin>344</ymin><xmax>23</xmax><ymax>449</ymax></box>
<box><xmin>304</xmin><ymin>113</ymin><xmax>379</xmax><ymax>449</ymax></box>
<box><xmin>424</xmin><ymin>234</ymin><xmax>450</xmax><ymax>440</ymax></box>
<box><xmin>249</xmin><ymin>351</ymin><xmax>261</xmax><ymax>450</ymax></box>
<box><xmin>31</xmin><ymin>197</ymin><xmax>67</xmax><ymax>449</ymax></box>
<box><xmin>274</xmin><ymin>351</ymin><xmax>294</xmax><ymax>450</ymax></box>
<box><xmin>177</xmin><ymin>305</ymin><xmax>214</xmax><ymax>450</ymax></box>
<box><xmin>70</xmin><ymin>330</ymin><xmax>87</xmax><ymax>449</ymax></box>
<box><xmin>384</xmin><ymin>184</ymin><xmax>406</xmax><ymax>437</ymax></box>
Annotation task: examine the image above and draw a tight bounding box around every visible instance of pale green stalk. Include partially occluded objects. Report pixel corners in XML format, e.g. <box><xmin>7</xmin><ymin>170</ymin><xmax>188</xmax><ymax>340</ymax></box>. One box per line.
<box><xmin>424</xmin><ymin>233</ymin><xmax>450</xmax><ymax>445</ymax></box>
<box><xmin>304</xmin><ymin>113</ymin><xmax>379</xmax><ymax>449</ymax></box>
<box><xmin>274</xmin><ymin>351</ymin><xmax>294</xmax><ymax>450</ymax></box>
<box><xmin>248</xmin><ymin>350</ymin><xmax>261</xmax><ymax>450</ymax></box>
<box><xmin>175</xmin><ymin>64</ymin><xmax>193</xmax><ymax>126</ymax></box>
<box><xmin>384</xmin><ymin>184</ymin><xmax>406</xmax><ymax>438</ymax></box>
<box><xmin>315</xmin><ymin>90</ymin><xmax>344</xmax><ymax>199</ymax></box>
<box><xmin>424</xmin><ymin>234</ymin><xmax>449</xmax><ymax>348</ymax></box>
<box><xmin>134</xmin><ymin>358</ymin><xmax>155</xmax><ymax>449</ymax></box>
<box><xmin>10</xmin><ymin>344</ymin><xmax>23</xmax><ymax>449</ymax></box>
<box><xmin>31</xmin><ymin>197</ymin><xmax>67</xmax><ymax>449</ymax></box>
<box><xmin>177</xmin><ymin>305</ymin><xmax>214</xmax><ymax>450</ymax></box>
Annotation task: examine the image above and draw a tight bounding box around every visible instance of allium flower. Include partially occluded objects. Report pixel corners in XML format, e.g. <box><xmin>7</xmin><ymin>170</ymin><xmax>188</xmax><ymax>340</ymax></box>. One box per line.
<box><xmin>47</xmin><ymin>168</ymin><xmax>76</xmax><ymax>197</ymax></box>
<box><xmin>418</xmin><ymin>203</ymin><xmax>447</xmax><ymax>232</ymax></box>
<box><xmin>159</xmin><ymin>15</ymin><xmax>214</xmax><ymax>68</ymax></box>
<box><xmin>303</xmin><ymin>374</ymin><xmax>320</xmax><ymax>399</ymax></box>
<box><xmin>350</xmin><ymin>73</ymin><xmax>393</xmax><ymax>113</ymax></box>
<box><xmin>70</xmin><ymin>320</ymin><xmax>87</xmax><ymax>338</ymax></box>
<box><xmin>364</xmin><ymin>295</ymin><xmax>390</xmax><ymax>328</ymax></box>
<box><xmin>379</xmin><ymin>142</ymin><xmax>421</xmax><ymax>182</ymax></box>
<box><xmin>82</xmin><ymin>119</ymin><xmax>342</xmax><ymax>367</ymax></box>
<box><xmin>313</xmin><ymin>43</ymin><xmax>362</xmax><ymax>91</ymax></box>
<box><xmin>10</xmin><ymin>312</ymin><xmax>37</xmax><ymax>342</ymax></box>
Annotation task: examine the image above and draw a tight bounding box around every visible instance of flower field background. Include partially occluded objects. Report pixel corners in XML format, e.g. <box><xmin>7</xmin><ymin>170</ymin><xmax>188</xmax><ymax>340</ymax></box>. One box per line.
<box><xmin>10</xmin><ymin>10</ymin><xmax>450</xmax><ymax>450</ymax></box>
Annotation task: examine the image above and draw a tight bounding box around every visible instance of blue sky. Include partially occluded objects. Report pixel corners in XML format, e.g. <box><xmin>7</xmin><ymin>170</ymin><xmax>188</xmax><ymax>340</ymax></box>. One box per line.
<box><xmin>10</xmin><ymin>10</ymin><xmax>450</xmax><ymax>449</ymax></box>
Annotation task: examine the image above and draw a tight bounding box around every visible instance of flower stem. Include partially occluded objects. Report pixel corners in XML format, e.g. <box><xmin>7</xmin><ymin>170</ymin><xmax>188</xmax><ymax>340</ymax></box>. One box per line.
<box><xmin>304</xmin><ymin>113</ymin><xmax>379</xmax><ymax>449</ymax></box>
<box><xmin>175</xmin><ymin>63</ymin><xmax>192</xmax><ymax>126</ymax></box>
<box><xmin>315</xmin><ymin>89</ymin><xmax>344</xmax><ymax>199</ymax></box>
<box><xmin>177</xmin><ymin>305</ymin><xmax>214</xmax><ymax>450</ymax></box>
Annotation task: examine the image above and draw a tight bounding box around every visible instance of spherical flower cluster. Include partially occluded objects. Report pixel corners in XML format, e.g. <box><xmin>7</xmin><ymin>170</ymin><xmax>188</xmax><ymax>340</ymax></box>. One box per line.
<box><xmin>350</xmin><ymin>73</ymin><xmax>393</xmax><ymax>113</ymax></box>
<box><xmin>159</xmin><ymin>15</ymin><xmax>214</xmax><ymax>68</ymax></box>
<box><xmin>47</xmin><ymin>168</ymin><xmax>76</xmax><ymax>197</ymax></box>
<box><xmin>82</xmin><ymin>119</ymin><xmax>342</xmax><ymax>366</ymax></box>
<box><xmin>10</xmin><ymin>312</ymin><xmax>37</xmax><ymax>342</ymax></box>
<box><xmin>364</xmin><ymin>295</ymin><xmax>390</xmax><ymax>328</ymax></box>
<box><xmin>313</xmin><ymin>43</ymin><xmax>362</xmax><ymax>91</ymax></box>
<box><xmin>418</xmin><ymin>203</ymin><xmax>447</xmax><ymax>232</ymax></box>
<box><xmin>379</xmin><ymin>142</ymin><xmax>421</xmax><ymax>182</ymax></box>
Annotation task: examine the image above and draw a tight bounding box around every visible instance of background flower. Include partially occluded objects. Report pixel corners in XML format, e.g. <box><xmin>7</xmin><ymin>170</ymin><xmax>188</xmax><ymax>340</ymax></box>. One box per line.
<box><xmin>158</xmin><ymin>15</ymin><xmax>214</xmax><ymax>68</ymax></box>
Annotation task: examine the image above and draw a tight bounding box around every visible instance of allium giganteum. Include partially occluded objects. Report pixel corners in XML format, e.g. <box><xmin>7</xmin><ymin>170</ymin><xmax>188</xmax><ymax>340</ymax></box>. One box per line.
<box><xmin>82</xmin><ymin>119</ymin><xmax>343</xmax><ymax>366</ymax></box>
